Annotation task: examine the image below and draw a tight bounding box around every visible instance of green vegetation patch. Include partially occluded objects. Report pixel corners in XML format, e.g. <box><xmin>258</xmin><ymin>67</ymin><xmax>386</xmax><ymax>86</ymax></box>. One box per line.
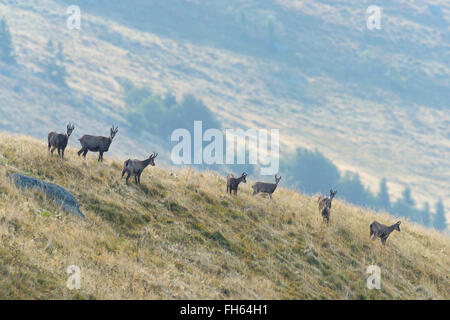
<box><xmin>84</xmin><ymin>196</ymin><xmax>146</xmax><ymax>234</ymax></box>
<box><xmin>165</xmin><ymin>200</ymin><xmax>188</xmax><ymax>214</ymax></box>
<box><xmin>140</xmin><ymin>184</ymin><xmax>167</xmax><ymax>198</ymax></box>
<box><xmin>123</xmin><ymin>81</ymin><xmax>221</xmax><ymax>139</ymax></box>
<box><xmin>203</xmin><ymin>231</ymin><xmax>231</xmax><ymax>250</ymax></box>
<box><xmin>0</xmin><ymin>247</ymin><xmax>66</xmax><ymax>299</ymax></box>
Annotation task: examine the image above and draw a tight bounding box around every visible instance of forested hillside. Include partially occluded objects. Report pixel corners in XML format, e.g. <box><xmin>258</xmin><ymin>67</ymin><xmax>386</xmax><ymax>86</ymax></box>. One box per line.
<box><xmin>0</xmin><ymin>0</ymin><xmax>448</xmax><ymax>230</ymax></box>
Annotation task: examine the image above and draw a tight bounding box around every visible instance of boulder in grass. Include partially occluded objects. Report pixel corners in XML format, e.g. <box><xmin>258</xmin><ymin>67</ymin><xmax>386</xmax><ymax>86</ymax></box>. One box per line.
<box><xmin>9</xmin><ymin>173</ymin><xmax>85</xmax><ymax>219</ymax></box>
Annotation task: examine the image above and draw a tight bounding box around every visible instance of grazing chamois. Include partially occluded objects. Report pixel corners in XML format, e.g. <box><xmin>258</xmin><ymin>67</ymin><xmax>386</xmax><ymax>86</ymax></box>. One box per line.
<box><xmin>48</xmin><ymin>123</ymin><xmax>75</xmax><ymax>159</ymax></box>
<box><xmin>252</xmin><ymin>175</ymin><xmax>282</xmax><ymax>199</ymax></box>
<box><xmin>77</xmin><ymin>125</ymin><xmax>118</xmax><ymax>162</ymax></box>
<box><xmin>226</xmin><ymin>172</ymin><xmax>247</xmax><ymax>195</ymax></box>
<box><xmin>121</xmin><ymin>152</ymin><xmax>158</xmax><ymax>185</ymax></box>
<box><xmin>369</xmin><ymin>221</ymin><xmax>401</xmax><ymax>246</ymax></box>
<box><xmin>318</xmin><ymin>189</ymin><xmax>337</xmax><ymax>224</ymax></box>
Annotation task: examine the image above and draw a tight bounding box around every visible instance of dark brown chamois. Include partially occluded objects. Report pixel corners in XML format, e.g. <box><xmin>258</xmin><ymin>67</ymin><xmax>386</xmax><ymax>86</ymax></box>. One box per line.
<box><xmin>226</xmin><ymin>172</ymin><xmax>247</xmax><ymax>195</ymax></box>
<box><xmin>121</xmin><ymin>152</ymin><xmax>158</xmax><ymax>185</ymax></box>
<box><xmin>252</xmin><ymin>175</ymin><xmax>282</xmax><ymax>199</ymax></box>
<box><xmin>369</xmin><ymin>221</ymin><xmax>401</xmax><ymax>246</ymax></box>
<box><xmin>48</xmin><ymin>123</ymin><xmax>75</xmax><ymax>159</ymax></box>
<box><xmin>318</xmin><ymin>189</ymin><xmax>337</xmax><ymax>224</ymax></box>
<box><xmin>77</xmin><ymin>125</ymin><xmax>118</xmax><ymax>162</ymax></box>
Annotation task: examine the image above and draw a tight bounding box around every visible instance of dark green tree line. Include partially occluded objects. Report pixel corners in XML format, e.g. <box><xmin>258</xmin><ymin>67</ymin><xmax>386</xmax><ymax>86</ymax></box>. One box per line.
<box><xmin>281</xmin><ymin>147</ymin><xmax>447</xmax><ymax>231</ymax></box>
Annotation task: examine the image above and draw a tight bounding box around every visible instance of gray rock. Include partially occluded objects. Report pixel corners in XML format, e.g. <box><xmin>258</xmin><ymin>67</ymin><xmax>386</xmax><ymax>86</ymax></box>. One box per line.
<box><xmin>9</xmin><ymin>173</ymin><xmax>85</xmax><ymax>219</ymax></box>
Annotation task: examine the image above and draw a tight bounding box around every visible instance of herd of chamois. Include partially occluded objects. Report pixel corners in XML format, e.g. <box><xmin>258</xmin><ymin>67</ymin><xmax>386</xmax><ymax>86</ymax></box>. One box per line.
<box><xmin>46</xmin><ymin>123</ymin><xmax>401</xmax><ymax>246</ymax></box>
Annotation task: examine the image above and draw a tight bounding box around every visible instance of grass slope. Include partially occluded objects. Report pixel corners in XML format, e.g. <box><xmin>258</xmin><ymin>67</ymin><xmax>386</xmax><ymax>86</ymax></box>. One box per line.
<box><xmin>1</xmin><ymin>0</ymin><xmax>449</xmax><ymax>210</ymax></box>
<box><xmin>0</xmin><ymin>134</ymin><xmax>448</xmax><ymax>299</ymax></box>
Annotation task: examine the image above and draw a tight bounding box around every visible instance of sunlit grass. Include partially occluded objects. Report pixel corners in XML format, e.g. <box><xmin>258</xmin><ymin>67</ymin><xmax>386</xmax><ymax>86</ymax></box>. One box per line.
<box><xmin>0</xmin><ymin>133</ymin><xmax>448</xmax><ymax>299</ymax></box>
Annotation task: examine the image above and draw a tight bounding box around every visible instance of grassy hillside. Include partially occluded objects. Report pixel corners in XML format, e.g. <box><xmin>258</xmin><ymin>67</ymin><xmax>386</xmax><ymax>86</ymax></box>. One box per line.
<box><xmin>0</xmin><ymin>0</ymin><xmax>449</xmax><ymax>212</ymax></box>
<box><xmin>0</xmin><ymin>134</ymin><xmax>448</xmax><ymax>299</ymax></box>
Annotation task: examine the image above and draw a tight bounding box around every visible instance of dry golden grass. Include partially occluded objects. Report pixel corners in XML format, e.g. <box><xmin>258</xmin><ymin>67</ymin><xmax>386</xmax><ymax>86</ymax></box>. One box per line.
<box><xmin>0</xmin><ymin>133</ymin><xmax>448</xmax><ymax>299</ymax></box>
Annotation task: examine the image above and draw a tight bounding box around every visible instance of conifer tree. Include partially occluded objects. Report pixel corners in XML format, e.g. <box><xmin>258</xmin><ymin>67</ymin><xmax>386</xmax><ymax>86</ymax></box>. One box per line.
<box><xmin>433</xmin><ymin>200</ymin><xmax>447</xmax><ymax>231</ymax></box>
<box><xmin>0</xmin><ymin>17</ymin><xmax>16</xmax><ymax>64</ymax></box>
<box><xmin>377</xmin><ymin>178</ymin><xmax>391</xmax><ymax>211</ymax></box>
<box><xmin>42</xmin><ymin>40</ymin><xmax>68</xmax><ymax>86</ymax></box>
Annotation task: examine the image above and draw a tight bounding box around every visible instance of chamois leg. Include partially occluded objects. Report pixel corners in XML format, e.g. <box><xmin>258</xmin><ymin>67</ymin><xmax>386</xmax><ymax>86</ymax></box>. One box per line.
<box><xmin>125</xmin><ymin>173</ymin><xmax>130</xmax><ymax>185</ymax></box>
<box><xmin>78</xmin><ymin>148</ymin><xmax>87</xmax><ymax>158</ymax></box>
<box><xmin>138</xmin><ymin>173</ymin><xmax>142</xmax><ymax>185</ymax></box>
<box><xmin>98</xmin><ymin>152</ymin><xmax>103</xmax><ymax>162</ymax></box>
<box><xmin>323</xmin><ymin>208</ymin><xmax>330</xmax><ymax>224</ymax></box>
<box><xmin>322</xmin><ymin>211</ymin><xmax>328</xmax><ymax>224</ymax></box>
<box><xmin>50</xmin><ymin>147</ymin><xmax>56</xmax><ymax>155</ymax></box>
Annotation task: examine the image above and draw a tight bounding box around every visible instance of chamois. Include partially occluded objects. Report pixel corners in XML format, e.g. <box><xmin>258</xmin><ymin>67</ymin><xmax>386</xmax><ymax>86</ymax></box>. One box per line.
<box><xmin>252</xmin><ymin>175</ymin><xmax>282</xmax><ymax>199</ymax></box>
<box><xmin>121</xmin><ymin>152</ymin><xmax>158</xmax><ymax>185</ymax></box>
<box><xmin>318</xmin><ymin>189</ymin><xmax>337</xmax><ymax>224</ymax></box>
<box><xmin>226</xmin><ymin>172</ymin><xmax>247</xmax><ymax>195</ymax></box>
<box><xmin>48</xmin><ymin>123</ymin><xmax>75</xmax><ymax>159</ymax></box>
<box><xmin>77</xmin><ymin>125</ymin><xmax>118</xmax><ymax>162</ymax></box>
<box><xmin>369</xmin><ymin>221</ymin><xmax>401</xmax><ymax>246</ymax></box>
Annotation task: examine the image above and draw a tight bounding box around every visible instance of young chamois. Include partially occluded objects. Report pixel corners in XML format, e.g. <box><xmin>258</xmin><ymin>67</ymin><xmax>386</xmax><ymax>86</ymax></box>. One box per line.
<box><xmin>226</xmin><ymin>172</ymin><xmax>247</xmax><ymax>195</ymax></box>
<box><xmin>318</xmin><ymin>189</ymin><xmax>337</xmax><ymax>224</ymax></box>
<box><xmin>121</xmin><ymin>152</ymin><xmax>158</xmax><ymax>185</ymax></box>
<box><xmin>252</xmin><ymin>175</ymin><xmax>282</xmax><ymax>199</ymax></box>
<box><xmin>369</xmin><ymin>221</ymin><xmax>401</xmax><ymax>246</ymax></box>
<box><xmin>77</xmin><ymin>125</ymin><xmax>118</xmax><ymax>162</ymax></box>
<box><xmin>48</xmin><ymin>123</ymin><xmax>75</xmax><ymax>159</ymax></box>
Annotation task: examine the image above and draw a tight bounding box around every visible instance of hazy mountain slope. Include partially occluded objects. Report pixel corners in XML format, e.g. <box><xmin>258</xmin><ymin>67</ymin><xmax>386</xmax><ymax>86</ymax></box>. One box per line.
<box><xmin>0</xmin><ymin>134</ymin><xmax>449</xmax><ymax>299</ymax></box>
<box><xmin>0</xmin><ymin>0</ymin><xmax>448</xmax><ymax>216</ymax></box>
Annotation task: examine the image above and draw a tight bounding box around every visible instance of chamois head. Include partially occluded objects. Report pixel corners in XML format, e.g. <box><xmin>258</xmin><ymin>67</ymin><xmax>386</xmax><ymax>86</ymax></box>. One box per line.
<box><xmin>394</xmin><ymin>221</ymin><xmax>401</xmax><ymax>232</ymax></box>
<box><xmin>148</xmin><ymin>152</ymin><xmax>158</xmax><ymax>166</ymax></box>
<box><xmin>110</xmin><ymin>125</ymin><xmax>119</xmax><ymax>140</ymax></box>
<box><xmin>241</xmin><ymin>172</ymin><xmax>248</xmax><ymax>183</ymax></box>
<box><xmin>66</xmin><ymin>123</ymin><xmax>75</xmax><ymax>137</ymax></box>
<box><xmin>275</xmin><ymin>175</ymin><xmax>282</xmax><ymax>184</ymax></box>
<box><xmin>330</xmin><ymin>189</ymin><xmax>338</xmax><ymax>199</ymax></box>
